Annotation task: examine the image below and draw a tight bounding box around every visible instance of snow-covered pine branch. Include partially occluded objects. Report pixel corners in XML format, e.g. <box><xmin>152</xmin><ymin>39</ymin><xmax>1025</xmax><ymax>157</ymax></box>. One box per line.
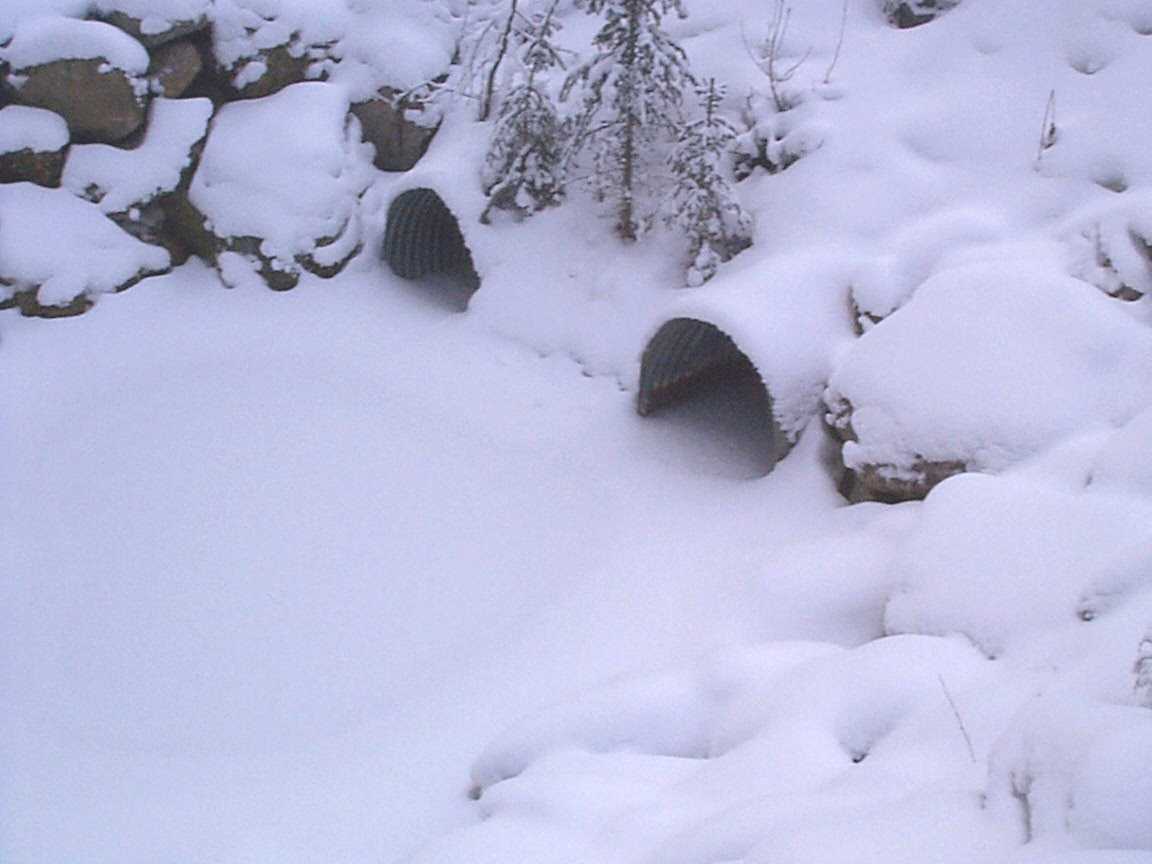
<box><xmin>664</xmin><ymin>78</ymin><xmax>753</xmax><ymax>286</ymax></box>
<box><xmin>480</xmin><ymin>0</ymin><xmax>567</xmax><ymax>222</ymax></box>
<box><xmin>562</xmin><ymin>0</ymin><xmax>695</xmax><ymax>241</ymax></box>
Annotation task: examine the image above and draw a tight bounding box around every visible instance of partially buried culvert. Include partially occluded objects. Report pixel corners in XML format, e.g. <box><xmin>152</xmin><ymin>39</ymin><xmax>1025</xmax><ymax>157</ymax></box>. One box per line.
<box><xmin>638</xmin><ymin>317</ymin><xmax>785</xmax><ymax>475</ymax></box>
<box><xmin>383</xmin><ymin>188</ymin><xmax>479</xmax><ymax>300</ymax></box>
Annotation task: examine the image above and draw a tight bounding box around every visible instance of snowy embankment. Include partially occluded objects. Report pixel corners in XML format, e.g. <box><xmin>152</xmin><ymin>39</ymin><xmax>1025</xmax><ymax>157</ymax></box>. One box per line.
<box><xmin>2</xmin><ymin>0</ymin><xmax>1152</xmax><ymax>863</ymax></box>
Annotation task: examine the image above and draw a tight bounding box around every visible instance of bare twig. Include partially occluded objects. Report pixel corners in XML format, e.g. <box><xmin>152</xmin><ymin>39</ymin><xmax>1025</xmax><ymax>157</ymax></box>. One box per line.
<box><xmin>939</xmin><ymin>675</ymin><xmax>977</xmax><ymax>763</ymax></box>
<box><xmin>1035</xmin><ymin>89</ymin><xmax>1057</xmax><ymax>169</ymax></box>
<box><xmin>823</xmin><ymin>0</ymin><xmax>849</xmax><ymax>84</ymax></box>
<box><xmin>744</xmin><ymin>1</ymin><xmax>810</xmax><ymax>112</ymax></box>
<box><xmin>479</xmin><ymin>0</ymin><xmax>519</xmax><ymax>121</ymax></box>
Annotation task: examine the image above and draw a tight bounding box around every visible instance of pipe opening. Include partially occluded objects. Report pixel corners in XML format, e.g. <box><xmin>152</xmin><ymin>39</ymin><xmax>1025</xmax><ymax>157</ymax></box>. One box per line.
<box><xmin>383</xmin><ymin>188</ymin><xmax>479</xmax><ymax>307</ymax></box>
<box><xmin>637</xmin><ymin>318</ymin><xmax>784</xmax><ymax>476</ymax></box>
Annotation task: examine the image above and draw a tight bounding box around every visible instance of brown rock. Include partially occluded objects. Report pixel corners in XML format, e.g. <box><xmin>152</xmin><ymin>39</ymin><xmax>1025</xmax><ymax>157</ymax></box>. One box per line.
<box><xmin>100</xmin><ymin>10</ymin><xmax>207</xmax><ymax>48</ymax></box>
<box><xmin>149</xmin><ymin>39</ymin><xmax>203</xmax><ymax>98</ymax></box>
<box><xmin>884</xmin><ymin>0</ymin><xmax>961</xmax><ymax>29</ymax></box>
<box><xmin>227</xmin><ymin>43</ymin><xmax>313</xmax><ymax>101</ymax></box>
<box><xmin>10</xmin><ymin>59</ymin><xmax>146</xmax><ymax>143</ymax></box>
<box><xmin>0</xmin><ymin>148</ymin><xmax>66</xmax><ymax>187</ymax></box>
<box><xmin>351</xmin><ymin>87</ymin><xmax>439</xmax><ymax>172</ymax></box>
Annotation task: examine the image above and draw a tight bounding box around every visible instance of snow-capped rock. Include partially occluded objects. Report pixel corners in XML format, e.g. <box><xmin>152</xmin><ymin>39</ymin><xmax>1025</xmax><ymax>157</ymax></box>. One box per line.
<box><xmin>0</xmin><ymin>183</ymin><xmax>169</xmax><ymax>315</ymax></box>
<box><xmin>1</xmin><ymin>17</ymin><xmax>150</xmax><ymax>143</ymax></box>
<box><xmin>0</xmin><ymin>105</ymin><xmax>69</xmax><ymax>187</ymax></box>
<box><xmin>183</xmin><ymin>81</ymin><xmax>373</xmax><ymax>288</ymax></box>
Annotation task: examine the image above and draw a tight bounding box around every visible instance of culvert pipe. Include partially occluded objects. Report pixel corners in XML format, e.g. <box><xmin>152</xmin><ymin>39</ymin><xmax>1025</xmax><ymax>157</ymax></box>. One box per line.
<box><xmin>383</xmin><ymin>188</ymin><xmax>479</xmax><ymax>288</ymax></box>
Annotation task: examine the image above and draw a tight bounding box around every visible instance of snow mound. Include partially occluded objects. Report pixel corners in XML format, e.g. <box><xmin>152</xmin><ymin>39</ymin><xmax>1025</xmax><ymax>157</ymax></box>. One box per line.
<box><xmin>1089</xmin><ymin>406</ymin><xmax>1152</xmax><ymax>496</ymax></box>
<box><xmin>0</xmin><ymin>105</ymin><xmax>69</xmax><ymax>155</ymax></box>
<box><xmin>827</xmin><ymin>260</ymin><xmax>1152</xmax><ymax>485</ymax></box>
<box><xmin>324</xmin><ymin>0</ymin><xmax>456</xmax><ymax>99</ymax></box>
<box><xmin>0</xmin><ymin>16</ymin><xmax>150</xmax><ymax>74</ymax></box>
<box><xmin>189</xmin><ymin>82</ymin><xmax>372</xmax><ymax>279</ymax></box>
<box><xmin>427</xmin><ymin>636</ymin><xmax>1019</xmax><ymax>864</ymax></box>
<box><xmin>0</xmin><ymin>183</ymin><xmax>169</xmax><ymax>308</ymax></box>
<box><xmin>0</xmin><ymin>2</ymin><xmax>88</xmax><ymax>42</ymax></box>
<box><xmin>884</xmin><ymin>472</ymin><xmax>1152</xmax><ymax>657</ymax></box>
<box><xmin>63</xmin><ymin>98</ymin><xmax>213</xmax><ymax>214</ymax></box>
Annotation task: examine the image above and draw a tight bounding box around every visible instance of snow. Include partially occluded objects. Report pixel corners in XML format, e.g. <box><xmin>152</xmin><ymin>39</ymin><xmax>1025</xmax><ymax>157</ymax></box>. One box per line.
<box><xmin>92</xmin><ymin>0</ymin><xmax>211</xmax><ymax>33</ymax></box>
<box><xmin>0</xmin><ymin>16</ymin><xmax>151</xmax><ymax>75</ymax></box>
<box><xmin>189</xmin><ymin>82</ymin><xmax>372</xmax><ymax>267</ymax></box>
<box><xmin>827</xmin><ymin>261</ymin><xmax>1152</xmax><ymax>478</ymax></box>
<box><xmin>0</xmin><ymin>105</ymin><xmax>68</xmax><ymax>155</ymax></box>
<box><xmin>0</xmin><ymin>2</ymin><xmax>89</xmax><ymax>42</ymax></box>
<box><xmin>0</xmin><ymin>184</ymin><xmax>169</xmax><ymax>307</ymax></box>
<box><xmin>884</xmin><ymin>472</ymin><xmax>1152</xmax><ymax>656</ymax></box>
<box><xmin>63</xmin><ymin>98</ymin><xmax>214</xmax><ymax>214</ymax></box>
<box><xmin>4</xmin><ymin>0</ymin><xmax>1152</xmax><ymax>863</ymax></box>
<box><xmin>211</xmin><ymin>0</ymin><xmax>347</xmax><ymax>69</ymax></box>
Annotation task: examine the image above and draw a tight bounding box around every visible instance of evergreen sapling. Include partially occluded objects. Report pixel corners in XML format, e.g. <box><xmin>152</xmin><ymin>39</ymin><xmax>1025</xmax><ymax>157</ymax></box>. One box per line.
<box><xmin>563</xmin><ymin>0</ymin><xmax>695</xmax><ymax>241</ymax></box>
<box><xmin>665</xmin><ymin>78</ymin><xmax>753</xmax><ymax>286</ymax></box>
<box><xmin>481</xmin><ymin>1</ymin><xmax>568</xmax><ymax>222</ymax></box>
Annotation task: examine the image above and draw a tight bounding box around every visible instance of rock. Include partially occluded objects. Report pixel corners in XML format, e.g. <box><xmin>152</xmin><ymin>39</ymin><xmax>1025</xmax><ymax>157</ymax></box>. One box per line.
<box><xmin>182</xmin><ymin>82</ymin><xmax>373</xmax><ymax>289</ymax></box>
<box><xmin>2</xmin><ymin>19</ymin><xmax>150</xmax><ymax>143</ymax></box>
<box><xmin>826</xmin><ymin>261</ymin><xmax>1152</xmax><ymax>503</ymax></box>
<box><xmin>226</xmin><ymin>42</ymin><xmax>316</xmax><ymax>100</ymax></box>
<box><xmin>0</xmin><ymin>183</ymin><xmax>170</xmax><ymax>316</ymax></box>
<box><xmin>149</xmin><ymin>39</ymin><xmax>203</xmax><ymax>98</ymax></box>
<box><xmin>97</xmin><ymin>9</ymin><xmax>208</xmax><ymax>49</ymax></box>
<box><xmin>351</xmin><ymin>86</ymin><xmax>440</xmax><ymax>172</ymax></box>
<box><xmin>0</xmin><ymin>105</ymin><xmax>69</xmax><ymax>187</ymax></box>
<box><xmin>883</xmin><ymin>0</ymin><xmax>961</xmax><ymax>29</ymax></box>
<box><xmin>211</xmin><ymin>0</ymin><xmax>342</xmax><ymax>100</ymax></box>
<box><xmin>0</xmin><ymin>148</ymin><xmax>67</xmax><ymax>188</ymax></box>
<box><xmin>63</xmin><ymin>97</ymin><xmax>213</xmax><ymax>262</ymax></box>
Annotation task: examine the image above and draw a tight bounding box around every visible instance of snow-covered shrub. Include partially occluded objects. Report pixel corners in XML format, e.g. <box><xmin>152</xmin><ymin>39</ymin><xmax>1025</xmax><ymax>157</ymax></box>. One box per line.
<box><xmin>562</xmin><ymin>0</ymin><xmax>695</xmax><ymax>241</ymax></box>
<box><xmin>184</xmin><ymin>81</ymin><xmax>373</xmax><ymax>289</ymax></box>
<box><xmin>664</xmin><ymin>78</ymin><xmax>752</xmax><ymax>286</ymax></box>
<box><xmin>480</xmin><ymin>0</ymin><xmax>567</xmax><ymax>222</ymax></box>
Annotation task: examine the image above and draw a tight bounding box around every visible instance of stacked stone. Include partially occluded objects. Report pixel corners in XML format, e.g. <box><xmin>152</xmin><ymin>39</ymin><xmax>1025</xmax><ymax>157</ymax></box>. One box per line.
<box><xmin>0</xmin><ymin>2</ymin><xmax>443</xmax><ymax>316</ymax></box>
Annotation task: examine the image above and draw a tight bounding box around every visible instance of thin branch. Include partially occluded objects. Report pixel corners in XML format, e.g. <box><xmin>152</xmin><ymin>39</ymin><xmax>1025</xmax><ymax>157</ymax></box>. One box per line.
<box><xmin>479</xmin><ymin>0</ymin><xmax>519</xmax><ymax>121</ymax></box>
<box><xmin>1035</xmin><ymin>89</ymin><xmax>1057</xmax><ymax>170</ymax></box>
<box><xmin>823</xmin><ymin>0</ymin><xmax>849</xmax><ymax>84</ymax></box>
<box><xmin>939</xmin><ymin>675</ymin><xmax>977</xmax><ymax>764</ymax></box>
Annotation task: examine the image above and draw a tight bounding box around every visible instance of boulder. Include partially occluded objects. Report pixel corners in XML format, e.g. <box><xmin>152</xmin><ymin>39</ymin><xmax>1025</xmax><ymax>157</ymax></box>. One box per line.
<box><xmin>825</xmin><ymin>261</ymin><xmax>1152</xmax><ymax>503</ymax></box>
<box><xmin>181</xmin><ymin>82</ymin><xmax>373</xmax><ymax>289</ymax></box>
<box><xmin>211</xmin><ymin>2</ymin><xmax>342</xmax><ymax>101</ymax></box>
<box><xmin>0</xmin><ymin>183</ymin><xmax>170</xmax><ymax>317</ymax></box>
<box><xmin>63</xmin><ymin>97</ymin><xmax>213</xmax><ymax>262</ymax></box>
<box><xmin>93</xmin><ymin>0</ymin><xmax>211</xmax><ymax>48</ymax></box>
<box><xmin>351</xmin><ymin>86</ymin><xmax>440</xmax><ymax>172</ymax></box>
<box><xmin>226</xmin><ymin>42</ymin><xmax>316</xmax><ymax>100</ymax></box>
<box><xmin>1</xmin><ymin>18</ymin><xmax>150</xmax><ymax>143</ymax></box>
<box><xmin>149</xmin><ymin>39</ymin><xmax>203</xmax><ymax>98</ymax></box>
<box><xmin>0</xmin><ymin>105</ymin><xmax>69</xmax><ymax>187</ymax></box>
<box><xmin>883</xmin><ymin>0</ymin><xmax>961</xmax><ymax>29</ymax></box>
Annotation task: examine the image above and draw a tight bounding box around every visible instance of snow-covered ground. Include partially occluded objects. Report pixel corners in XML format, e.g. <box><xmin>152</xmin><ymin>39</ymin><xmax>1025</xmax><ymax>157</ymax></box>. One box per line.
<box><xmin>0</xmin><ymin>259</ymin><xmax>850</xmax><ymax>864</ymax></box>
<box><xmin>4</xmin><ymin>0</ymin><xmax>1152</xmax><ymax>863</ymax></box>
